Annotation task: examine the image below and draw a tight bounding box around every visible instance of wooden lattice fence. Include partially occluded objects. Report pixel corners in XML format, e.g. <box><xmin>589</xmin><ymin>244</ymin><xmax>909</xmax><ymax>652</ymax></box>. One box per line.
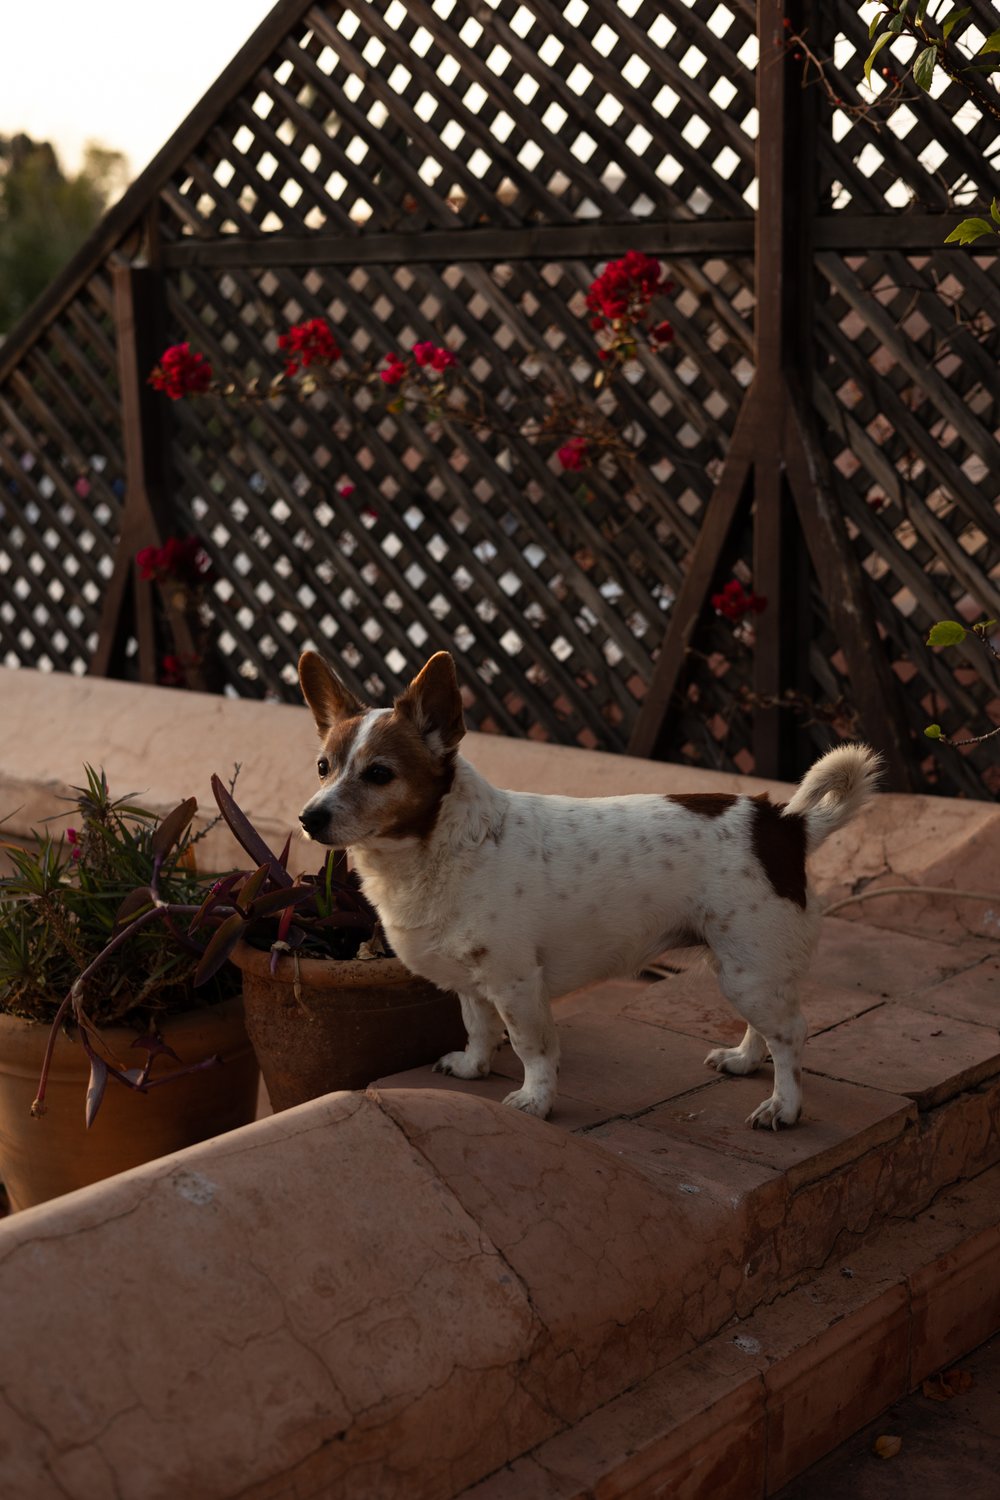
<box><xmin>0</xmin><ymin>0</ymin><xmax>997</xmax><ymax>797</ymax></box>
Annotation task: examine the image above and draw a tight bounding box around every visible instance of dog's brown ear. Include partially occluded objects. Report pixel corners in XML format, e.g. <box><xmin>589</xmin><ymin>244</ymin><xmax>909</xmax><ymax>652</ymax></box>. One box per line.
<box><xmin>396</xmin><ymin>652</ymin><xmax>465</xmax><ymax>752</ymax></box>
<box><xmin>298</xmin><ymin>651</ymin><xmax>366</xmax><ymax>733</ymax></box>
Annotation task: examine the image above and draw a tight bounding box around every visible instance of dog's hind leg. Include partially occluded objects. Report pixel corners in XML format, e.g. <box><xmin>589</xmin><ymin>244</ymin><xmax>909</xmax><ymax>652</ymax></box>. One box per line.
<box><xmin>434</xmin><ymin>992</ymin><xmax>506</xmax><ymax>1080</ymax></box>
<box><xmin>712</xmin><ymin>967</ymin><xmax>808</xmax><ymax>1130</ymax></box>
<box><xmin>489</xmin><ymin>969</ymin><xmax>559</xmax><ymax>1119</ymax></box>
<box><xmin>705</xmin><ymin>1024</ymin><xmax>768</xmax><ymax>1077</ymax></box>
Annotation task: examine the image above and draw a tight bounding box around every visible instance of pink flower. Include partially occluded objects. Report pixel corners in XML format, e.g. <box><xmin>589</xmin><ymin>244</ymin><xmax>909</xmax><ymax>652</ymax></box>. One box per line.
<box><xmin>339</xmin><ymin>483</ymin><xmax>356</xmax><ymax>498</ymax></box>
<box><xmin>149</xmin><ymin>343</ymin><xmax>213</xmax><ymax>400</ymax></box>
<box><xmin>278</xmin><ymin>318</ymin><xmax>341</xmax><ymax>377</ymax></box>
<box><xmin>585</xmin><ymin>251</ymin><xmax>666</xmax><ymax>327</ymax></box>
<box><xmin>557</xmin><ymin>437</ymin><xmax>589</xmax><ymax>472</ymax></box>
<box><xmin>710</xmin><ymin>579</ymin><xmax>767</xmax><ymax>621</ymax></box>
<box><xmin>381</xmin><ymin>353</ymin><xmax>409</xmax><ymax>386</ymax></box>
<box><xmin>136</xmin><ymin>536</ymin><xmax>214</xmax><ymax>586</ymax></box>
<box><xmin>65</xmin><ymin>827</ymin><xmax>81</xmax><ymax>861</ymax></box>
<box><xmin>413</xmin><ymin>341</ymin><xmax>458</xmax><ymax>372</ymax></box>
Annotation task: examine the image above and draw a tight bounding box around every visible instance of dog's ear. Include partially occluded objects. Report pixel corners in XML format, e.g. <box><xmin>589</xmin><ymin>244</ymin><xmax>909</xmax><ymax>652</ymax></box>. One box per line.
<box><xmin>298</xmin><ymin>652</ymin><xmax>366</xmax><ymax>733</ymax></box>
<box><xmin>396</xmin><ymin>652</ymin><xmax>465</xmax><ymax>753</ymax></box>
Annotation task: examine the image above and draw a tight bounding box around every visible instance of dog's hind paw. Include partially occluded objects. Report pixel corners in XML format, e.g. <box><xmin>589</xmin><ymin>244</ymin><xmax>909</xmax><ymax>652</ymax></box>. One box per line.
<box><xmin>502</xmin><ymin>1087</ymin><xmax>552</xmax><ymax>1119</ymax></box>
<box><xmin>746</xmin><ymin>1096</ymin><xmax>800</xmax><ymax>1131</ymax></box>
<box><xmin>705</xmin><ymin>1045</ymin><xmax>762</xmax><ymax>1077</ymax></box>
<box><xmin>433</xmin><ymin>1050</ymin><xmax>490</xmax><ymax>1080</ymax></box>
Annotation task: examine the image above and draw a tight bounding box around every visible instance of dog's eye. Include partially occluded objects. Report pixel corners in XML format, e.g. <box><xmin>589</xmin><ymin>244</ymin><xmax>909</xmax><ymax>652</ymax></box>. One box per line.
<box><xmin>317</xmin><ymin>757</ymin><xmax>330</xmax><ymax>778</ymax></box>
<box><xmin>361</xmin><ymin>764</ymin><xmax>395</xmax><ymax>786</ymax></box>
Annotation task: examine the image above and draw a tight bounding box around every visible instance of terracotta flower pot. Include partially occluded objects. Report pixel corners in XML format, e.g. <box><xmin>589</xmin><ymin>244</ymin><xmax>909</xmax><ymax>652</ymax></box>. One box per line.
<box><xmin>231</xmin><ymin>939</ymin><xmax>465</xmax><ymax>1112</ymax></box>
<box><xmin>0</xmin><ymin>999</ymin><xmax>259</xmax><ymax>1212</ymax></box>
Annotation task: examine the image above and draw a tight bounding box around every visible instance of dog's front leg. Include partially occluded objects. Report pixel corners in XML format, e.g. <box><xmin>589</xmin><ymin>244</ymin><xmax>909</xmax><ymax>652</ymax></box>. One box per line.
<box><xmin>489</xmin><ymin>971</ymin><xmax>559</xmax><ymax>1119</ymax></box>
<box><xmin>434</xmin><ymin>992</ymin><xmax>506</xmax><ymax>1080</ymax></box>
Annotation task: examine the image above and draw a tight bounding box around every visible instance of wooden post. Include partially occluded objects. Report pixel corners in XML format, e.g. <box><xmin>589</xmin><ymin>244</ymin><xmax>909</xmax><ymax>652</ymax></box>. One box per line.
<box><xmin>630</xmin><ymin>0</ymin><xmax>918</xmax><ymax>790</ymax></box>
<box><xmin>95</xmin><ymin>262</ymin><xmax>210</xmax><ymax>690</ymax></box>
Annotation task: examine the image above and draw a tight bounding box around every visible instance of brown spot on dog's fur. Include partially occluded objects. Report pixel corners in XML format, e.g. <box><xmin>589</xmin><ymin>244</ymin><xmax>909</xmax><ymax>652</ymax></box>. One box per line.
<box><xmin>667</xmin><ymin>793</ymin><xmax>738</xmax><ymax>819</ymax></box>
<box><xmin>468</xmin><ymin>946</ymin><xmax>488</xmax><ymax>964</ymax></box>
<box><xmin>514</xmin><ymin>885</ymin><xmax>524</xmax><ymax>898</ymax></box>
<box><xmin>750</xmin><ymin>795</ymin><xmax>807</xmax><ymax>908</ymax></box>
<box><xmin>355</xmin><ymin>712</ymin><xmax>457</xmax><ymax>842</ymax></box>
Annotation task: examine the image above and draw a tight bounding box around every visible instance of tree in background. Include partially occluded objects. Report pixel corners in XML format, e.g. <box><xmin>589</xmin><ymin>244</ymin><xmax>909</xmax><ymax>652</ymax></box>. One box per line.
<box><xmin>0</xmin><ymin>133</ymin><xmax>126</xmax><ymax>335</ymax></box>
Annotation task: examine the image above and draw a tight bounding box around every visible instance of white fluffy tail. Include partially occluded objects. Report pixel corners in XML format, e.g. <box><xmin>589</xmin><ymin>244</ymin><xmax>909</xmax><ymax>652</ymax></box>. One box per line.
<box><xmin>783</xmin><ymin>743</ymin><xmax>882</xmax><ymax>849</ymax></box>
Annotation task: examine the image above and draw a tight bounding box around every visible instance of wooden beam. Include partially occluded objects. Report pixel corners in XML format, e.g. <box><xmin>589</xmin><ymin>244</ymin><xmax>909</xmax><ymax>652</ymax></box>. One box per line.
<box><xmin>784</xmin><ymin>395</ymin><xmax>916</xmax><ymax>791</ymax></box>
<box><xmin>627</xmin><ymin>387</ymin><xmax>760</xmax><ymax>760</ymax></box>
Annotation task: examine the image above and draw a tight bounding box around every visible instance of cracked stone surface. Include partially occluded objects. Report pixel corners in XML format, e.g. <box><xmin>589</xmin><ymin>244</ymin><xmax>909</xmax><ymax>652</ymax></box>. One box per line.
<box><xmin>1</xmin><ymin>674</ymin><xmax>998</xmax><ymax>1498</ymax></box>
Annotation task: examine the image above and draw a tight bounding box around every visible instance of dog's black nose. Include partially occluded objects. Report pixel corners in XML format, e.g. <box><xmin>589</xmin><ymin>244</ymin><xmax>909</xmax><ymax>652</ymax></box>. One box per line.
<box><xmin>299</xmin><ymin>806</ymin><xmax>328</xmax><ymax>839</ymax></box>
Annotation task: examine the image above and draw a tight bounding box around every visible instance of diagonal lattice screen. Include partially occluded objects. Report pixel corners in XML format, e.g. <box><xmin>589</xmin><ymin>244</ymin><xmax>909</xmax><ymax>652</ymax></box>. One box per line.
<box><xmin>0</xmin><ymin>0</ymin><xmax>997</xmax><ymax>797</ymax></box>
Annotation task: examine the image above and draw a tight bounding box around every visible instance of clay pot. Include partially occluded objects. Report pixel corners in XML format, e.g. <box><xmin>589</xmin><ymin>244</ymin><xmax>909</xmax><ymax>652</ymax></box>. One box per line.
<box><xmin>0</xmin><ymin>999</ymin><xmax>259</xmax><ymax>1212</ymax></box>
<box><xmin>231</xmin><ymin>939</ymin><xmax>465</xmax><ymax>1112</ymax></box>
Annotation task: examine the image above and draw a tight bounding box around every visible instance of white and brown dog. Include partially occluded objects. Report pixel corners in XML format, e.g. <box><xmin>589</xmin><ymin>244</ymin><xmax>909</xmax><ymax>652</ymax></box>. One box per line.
<box><xmin>298</xmin><ymin>650</ymin><xmax>880</xmax><ymax>1127</ymax></box>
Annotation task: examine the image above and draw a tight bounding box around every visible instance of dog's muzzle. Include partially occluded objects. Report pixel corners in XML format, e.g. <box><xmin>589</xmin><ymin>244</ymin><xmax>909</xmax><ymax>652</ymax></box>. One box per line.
<box><xmin>299</xmin><ymin>804</ymin><xmax>329</xmax><ymax>840</ymax></box>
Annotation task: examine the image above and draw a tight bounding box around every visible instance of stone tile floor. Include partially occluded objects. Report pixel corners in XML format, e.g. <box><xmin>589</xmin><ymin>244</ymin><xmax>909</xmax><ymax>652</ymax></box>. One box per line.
<box><xmin>775</xmin><ymin>1332</ymin><xmax>1000</xmax><ymax>1499</ymax></box>
<box><xmin>377</xmin><ymin>913</ymin><xmax>1000</xmax><ymax>1485</ymax></box>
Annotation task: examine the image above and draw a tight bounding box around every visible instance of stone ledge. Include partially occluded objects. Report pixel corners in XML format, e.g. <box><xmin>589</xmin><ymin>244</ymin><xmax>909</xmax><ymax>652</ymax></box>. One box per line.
<box><xmin>461</xmin><ymin>1164</ymin><xmax>1000</xmax><ymax>1500</ymax></box>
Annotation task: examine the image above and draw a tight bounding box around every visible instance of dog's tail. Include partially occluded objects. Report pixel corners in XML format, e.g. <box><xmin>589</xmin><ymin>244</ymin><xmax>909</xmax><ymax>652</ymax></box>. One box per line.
<box><xmin>782</xmin><ymin>743</ymin><xmax>882</xmax><ymax>850</ymax></box>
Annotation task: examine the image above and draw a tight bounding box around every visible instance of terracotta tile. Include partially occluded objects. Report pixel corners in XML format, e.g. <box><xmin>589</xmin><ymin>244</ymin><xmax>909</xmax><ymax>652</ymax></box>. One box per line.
<box><xmin>763</xmin><ymin>1283</ymin><xmax>910</xmax><ymax>1492</ymax></box>
<box><xmin>638</xmin><ymin>1070</ymin><xmax>915</xmax><ymax>1191</ymax></box>
<box><xmin>804</xmin><ymin>1002</ymin><xmax>1000</xmax><ymax>1110</ymax></box>
<box><xmin>582</xmin><ymin>1117</ymin><xmax>785</xmax><ymax>1209</ymax></box>
<box><xmin>908</xmin><ymin>1222</ymin><xmax>1000</xmax><ymax>1387</ymax></box>
<box><xmin>489</xmin><ymin>1015</ymin><xmax>721</xmax><ymax>1116</ymax></box>
<box><xmin>373</xmin><ymin>1059</ymin><xmax>611</xmax><ymax>1131</ymax></box>
<box><xmin>514</xmin><ymin>1339</ymin><xmax>767</xmax><ymax>1500</ymax></box>
<box><xmin>553</xmin><ymin>977</ymin><xmax>649</xmax><ymax>1020</ymax></box>
<box><xmin>814</xmin><ymin>919</ymin><xmax>969</xmax><ymax>997</ymax></box>
<box><xmin>623</xmin><ymin>971</ymin><xmax>883</xmax><ymax>1046</ymax></box>
<box><xmin>901</xmin><ymin>955</ymin><xmax>1000</xmax><ymax>1032</ymax></box>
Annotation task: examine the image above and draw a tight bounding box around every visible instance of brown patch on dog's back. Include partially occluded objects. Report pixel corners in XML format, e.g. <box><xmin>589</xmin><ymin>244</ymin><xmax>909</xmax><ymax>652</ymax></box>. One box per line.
<box><xmin>750</xmin><ymin>794</ymin><xmax>807</xmax><ymax>907</ymax></box>
<box><xmin>666</xmin><ymin>793</ymin><xmax>738</xmax><ymax>818</ymax></box>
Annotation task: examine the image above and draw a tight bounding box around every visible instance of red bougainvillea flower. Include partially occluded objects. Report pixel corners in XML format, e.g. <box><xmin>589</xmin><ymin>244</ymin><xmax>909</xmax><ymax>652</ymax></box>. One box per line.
<box><xmin>649</xmin><ymin>320</ymin><xmax>675</xmax><ymax>346</ymax></box>
<box><xmin>585</xmin><ymin>250</ymin><xmax>666</xmax><ymax>327</ymax></box>
<box><xmin>710</xmin><ymin>579</ymin><xmax>767</xmax><ymax>621</ymax></box>
<box><xmin>160</xmin><ymin>652</ymin><xmax>202</xmax><ymax>688</ymax></box>
<box><xmin>148</xmin><ymin>343</ymin><xmax>213</xmax><ymax>400</ymax></box>
<box><xmin>413</xmin><ymin>341</ymin><xmax>458</xmax><ymax>372</ymax></box>
<box><xmin>277</xmin><ymin>318</ymin><xmax>341</xmax><ymax>377</ymax></box>
<box><xmin>339</xmin><ymin>483</ymin><xmax>356</xmax><ymax>499</ymax></box>
<box><xmin>557</xmin><ymin>437</ymin><xmax>589</xmax><ymax>472</ymax></box>
<box><xmin>136</xmin><ymin>536</ymin><xmax>214</xmax><ymax>586</ymax></box>
<box><xmin>65</xmin><ymin>827</ymin><xmax>81</xmax><ymax>861</ymax></box>
<box><xmin>381</xmin><ymin>353</ymin><xmax>409</xmax><ymax>386</ymax></box>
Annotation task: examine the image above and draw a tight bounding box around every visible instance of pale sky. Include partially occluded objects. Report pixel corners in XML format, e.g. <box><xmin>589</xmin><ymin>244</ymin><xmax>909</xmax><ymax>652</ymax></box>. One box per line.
<box><xmin>1</xmin><ymin>1</ymin><xmax>278</xmax><ymax>183</ymax></box>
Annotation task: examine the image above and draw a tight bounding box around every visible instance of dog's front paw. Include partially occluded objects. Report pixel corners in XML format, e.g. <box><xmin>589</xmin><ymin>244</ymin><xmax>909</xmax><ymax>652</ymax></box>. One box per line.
<box><xmin>746</xmin><ymin>1096</ymin><xmax>800</xmax><ymax>1131</ymax></box>
<box><xmin>705</xmin><ymin>1045</ymin><xmax>762</xmax><ymax>1077</ymax></box>
<box><xmin>433</xmin><ymin>1050</ymin><xmax>490</xmax><ymax>1080</ymax></box>
<box><xmin>502</xmin><ymin>1086</ymin><xmax>552</xmax><ymax>1119</ymax></box>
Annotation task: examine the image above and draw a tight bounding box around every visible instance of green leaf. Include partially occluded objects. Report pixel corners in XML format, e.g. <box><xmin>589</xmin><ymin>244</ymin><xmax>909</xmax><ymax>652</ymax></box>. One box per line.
<box><xmin>915</xmin><ymin>0</ymin><xmax>930</xmax><ymax>20</ymax></box>
<box><xmin>869</xmin><ymin>11</ymin><xmax>886</xmax><ymax>38</ymax></box>
<box><xmin>944</xmin><ymin>217</ymin><xmax>997</xmax><ymax>244</ymax></box>
<box><xmin>912</xmin><ymin>44</ymin><xmax>938</xmax><ymax>90</ymax></box>
<box><xmin>887</xmin><ymin>13</ymin><xmax>906</xmax><ymax>32</ymax></box>
<box><xmin>926</xmin><ymin>620</ymin><xmax>968</xmax><ymax>646</ymax></box>
<box><xmin>924</xmin><ymin>724</ymin><xmax>943</xmax><ymax>739</ymax></box>
<box><xmin>941</xmin><ymin>5</ymin><xmax>970</xmax><ymax>39</ymax></box>
<box><xmin>979</xmin><ymin>29</ymin><xmax>1000</xmax><ymax>55</ymax></box>
<box><xmin>972</xmin><ymin>619</ymin><xmax>998</xmax><ymax>634</ymax></box>
<box><xmin>864</xmin><ymin>32</ymin><xmax>895</xmax><ymax>83</ymax></box>
<box><xmin>991</xmin><ymin>199</ymin><xmax>1000</xmax><ymax>226</ymax></box>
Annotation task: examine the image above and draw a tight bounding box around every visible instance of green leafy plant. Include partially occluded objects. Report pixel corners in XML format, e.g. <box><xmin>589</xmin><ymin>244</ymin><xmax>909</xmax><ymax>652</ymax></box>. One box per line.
<box><xmin>6</xmin><ymin>768</ymin><xmax>384</xmax><ymax>1125</ymax></box>
<box><xmin>862</xmin><ymin>3</ymin><xmax>1000</xmax><ymax>245</ymax></box>
<box><xmin>923</xmin><ymin>617</ymin><xmax>1000</xmax><ymax>745</ymax></box>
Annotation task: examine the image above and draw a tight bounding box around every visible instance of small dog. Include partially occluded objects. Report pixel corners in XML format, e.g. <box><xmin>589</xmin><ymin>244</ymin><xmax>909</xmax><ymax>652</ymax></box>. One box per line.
<box><xmin>297</xmin><ymin>650</ymin><xmax>880</xmax><ymax>1127</ymax></box>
